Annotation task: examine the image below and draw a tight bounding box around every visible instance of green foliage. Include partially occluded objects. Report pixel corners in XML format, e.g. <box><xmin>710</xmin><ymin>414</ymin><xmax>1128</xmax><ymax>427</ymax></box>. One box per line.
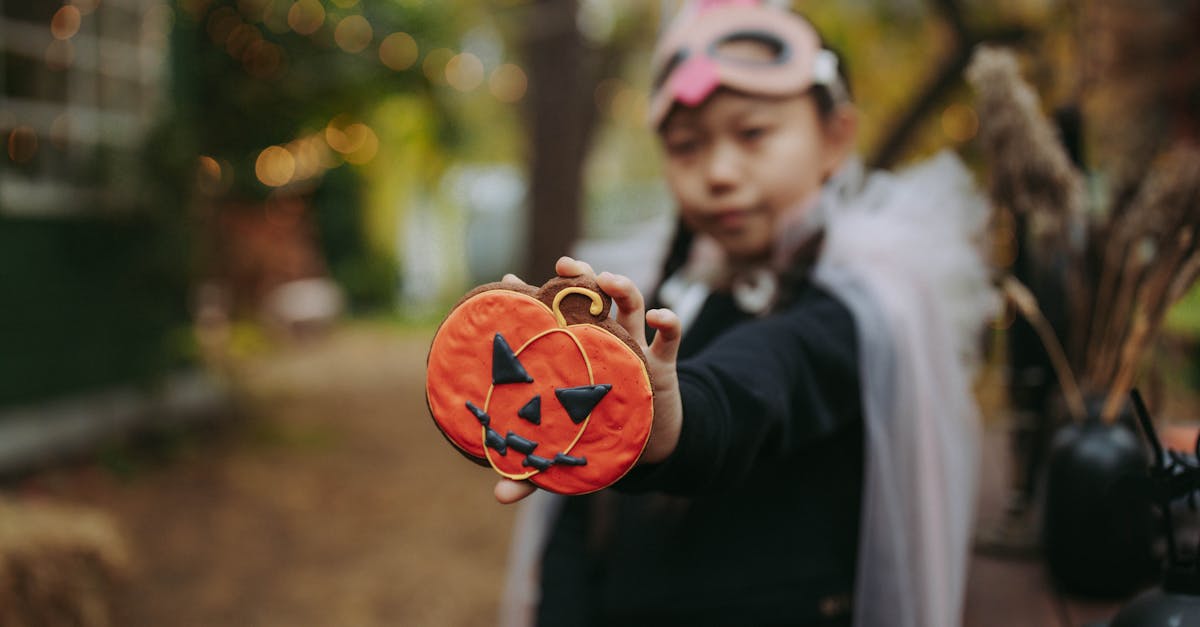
<box><xmin>311</xmin><ymin>164</ymin><xmax>399</xmax><ymax>313</ymax></box>
<box><xmin>170</xmin><ymin>0</ymin><xmax>454</xmax><ymax>199</ymax></box>
<box><xmin>1167</xmin><ymin>284</ymin><xmax>1200</xmax><ymax>339</ymax></box>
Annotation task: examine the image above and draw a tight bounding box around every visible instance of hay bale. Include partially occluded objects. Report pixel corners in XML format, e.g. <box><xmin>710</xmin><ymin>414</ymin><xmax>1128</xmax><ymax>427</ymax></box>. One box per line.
<box><xmin>0</xmin><ymin>498</ymin><xmax>130</xmax><ymax>627</ymax></box>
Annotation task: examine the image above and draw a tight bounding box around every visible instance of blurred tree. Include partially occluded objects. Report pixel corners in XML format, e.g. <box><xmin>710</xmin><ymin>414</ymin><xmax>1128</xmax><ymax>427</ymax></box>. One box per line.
<box><xmin>171</xmin><ymin>0</ymin><xmax>451</xmax><ymax>199</ymax></box>
<box><xmin>520</xmin><ymin>0</ymin><xmax>587</xmax><ymax>278</ymax></box>
<box><xmin>865</xmin><ymin>0</ymin><xmax>1028</xmax><ymax>169</ymax></box>
<box><xmin>311</xmin><ymin>164</ymin><xmax>399</xmax><ymax>313</ymax></box>
<box><xmin>496</xmin><ymin>0</ymin><xmax>655</xmax><ymax>279</ymax></box>
<box><xmin>168</xmin><ymin>0</ymin><xmax>457</xmax><ymax>313</ymax></box>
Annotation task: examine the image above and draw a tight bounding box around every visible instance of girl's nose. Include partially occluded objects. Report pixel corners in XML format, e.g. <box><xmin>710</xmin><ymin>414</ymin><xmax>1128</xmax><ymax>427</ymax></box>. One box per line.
<box><xmin>704</xmin><ymin>140</ymin><xmax>741</xmax><ymax>194</ymax></box>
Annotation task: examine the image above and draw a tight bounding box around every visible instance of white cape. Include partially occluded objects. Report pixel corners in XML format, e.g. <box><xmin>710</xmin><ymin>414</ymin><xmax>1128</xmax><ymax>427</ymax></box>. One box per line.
<box><xmin>498</xmin><ymin>151</ymin><xmax>997</xmax><ymax>627</ymax></box>
<box><xmin>814</xmin><ymin>152</ymin><xmax>996</xmax><ymax>627</ymax></box>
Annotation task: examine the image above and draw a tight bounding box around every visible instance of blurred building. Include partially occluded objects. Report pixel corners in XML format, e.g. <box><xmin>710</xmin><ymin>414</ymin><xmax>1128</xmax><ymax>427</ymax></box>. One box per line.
<box><xmin>0</xmin><ymin>0</ymin><xmax>203</xmax><ymax>468</ymax></box>
<box><xmin>1</xmin><ymin>0</ymin><xmax>183</xmax><ymax>401</ymax></box>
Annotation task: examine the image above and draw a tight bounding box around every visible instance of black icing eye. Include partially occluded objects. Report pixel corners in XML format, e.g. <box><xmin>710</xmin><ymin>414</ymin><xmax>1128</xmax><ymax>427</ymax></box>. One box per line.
<box><xmin>653</xmin><ymin>48</ymin><xmax>690</xmax><ymax>90</ymax></box>
<box><xmin>555</xmin><ymin>384</ymin><xmax>612</xmax><ymax>425</ymax></box>
<box><xmin>710</xmin><ymin>30</ymin><xmax>791</xmax><ymax>66</ymax></box>
<box><xmin>492</xmin><ymin>333</ymin><xmax>533</xmax><ymax>385</ymax></box>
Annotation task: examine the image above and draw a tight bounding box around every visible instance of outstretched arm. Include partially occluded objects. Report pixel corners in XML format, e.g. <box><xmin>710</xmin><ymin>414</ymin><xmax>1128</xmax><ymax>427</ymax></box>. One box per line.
<box><xmin>494</xmin><ymin>256</ymin><xmax>683</xmax><ymax>504</ymax></box>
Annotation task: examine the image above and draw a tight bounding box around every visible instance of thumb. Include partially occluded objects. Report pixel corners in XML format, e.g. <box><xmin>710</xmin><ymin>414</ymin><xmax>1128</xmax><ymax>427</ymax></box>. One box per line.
<box><xmin>494</xmin><ymin>479</ymin><xmax>537</xmax><ymax>504</ymax></box>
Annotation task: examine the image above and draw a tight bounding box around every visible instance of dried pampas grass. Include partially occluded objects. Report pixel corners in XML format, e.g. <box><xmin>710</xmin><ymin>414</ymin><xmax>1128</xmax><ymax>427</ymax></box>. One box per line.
<box><xmin>1095</xmin><ymin>148</ymin><xmax>1200</xmax><ymax>419</ymax></box>
<box><xmin>969</xmin><ymin>45</ymin><xmax>1200</xmax><ymax>423</ymax></box>
<box><xmin>966</xmin><ymin>47</ymin><xmax>1085</xmax><ymax>255</ymax></box>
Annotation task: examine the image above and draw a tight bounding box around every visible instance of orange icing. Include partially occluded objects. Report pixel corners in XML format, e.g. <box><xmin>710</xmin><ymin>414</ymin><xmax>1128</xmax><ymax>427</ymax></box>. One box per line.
<box><xmin>484</xmin><ymin>328</ymin><xmax>592</xmax><ymax>479</ymax></box>
<box><xmin>531</xmin><ymin>324</ymin><xmax>654</xmax><ymax>494</ymax></box>
<box><xmin>426</xmin><ymin>287</ymin><xmax>654</xmax><ymax>494</ymax></box>
<box><xmin>426</xmin><ymin>291</ymin><xmax>556</xmax><ymax>459</ymax></box>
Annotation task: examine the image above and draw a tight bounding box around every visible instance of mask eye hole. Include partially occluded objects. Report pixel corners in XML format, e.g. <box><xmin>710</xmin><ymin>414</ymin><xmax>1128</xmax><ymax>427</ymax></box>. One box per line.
<box><xmin>653</xmin><ymin>49</ymin><xmax>689</xmax><ymax>90</ymax></box>
<box><xmin>711</xmin><ymin>30</ymin><xmax>790</xmax><ymax>65</ymax></box>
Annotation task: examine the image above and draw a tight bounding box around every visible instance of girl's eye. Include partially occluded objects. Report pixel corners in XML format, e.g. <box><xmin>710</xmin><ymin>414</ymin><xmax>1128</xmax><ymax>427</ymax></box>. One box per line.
<box><xmin>738</xmin><ymin>126</ymin><xmax>768</xmax><ymax>142</ymax></box>
<box><xmin>665</xmin><ymin>138</ymin><xmax>700</xmax><ymax>156</ymax></box>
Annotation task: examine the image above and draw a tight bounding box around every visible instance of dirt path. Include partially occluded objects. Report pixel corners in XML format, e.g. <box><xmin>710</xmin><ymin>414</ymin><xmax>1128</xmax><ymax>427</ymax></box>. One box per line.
<box><xmin>13</xmin><ymin>323</ymin><xmax>1197</xmax><ymax>625</ymax></box>
<box><xmin>15</xmin><ymin>326</ymin><xmax>514</xmax><ymax>627</ymax></box>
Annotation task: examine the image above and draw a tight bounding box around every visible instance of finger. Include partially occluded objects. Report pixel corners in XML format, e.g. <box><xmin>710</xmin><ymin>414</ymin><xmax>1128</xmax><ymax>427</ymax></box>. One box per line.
<box><xmin>596</xmin><ymin>272</ymin><xmax>647</xmax><ymax>346</ymax></box>
<box><xmin>645</xmin><ymin>308</ymin><xmax>682</xmax><ymax>364</ymax></box>
<box><xmin>494</xmin><ymin>479</ymin><xmax>537</xmax><ymax>504</ymax></box>
<box><xmin>555</xmin><ymin>256</ymin><xmax>596</xmax><ymax>280</ymax></box>
<box><xmin>501</xmin><ymin>273</ymin><xmax>529</xmax><ymax>287</ymax></box>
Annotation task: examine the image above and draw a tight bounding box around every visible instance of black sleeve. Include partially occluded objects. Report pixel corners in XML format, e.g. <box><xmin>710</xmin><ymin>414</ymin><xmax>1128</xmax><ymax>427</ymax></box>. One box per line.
<box><xmin>617</xmin><ymin>289</ymin><xmax>861</xmax><ymax>495</ymax></box>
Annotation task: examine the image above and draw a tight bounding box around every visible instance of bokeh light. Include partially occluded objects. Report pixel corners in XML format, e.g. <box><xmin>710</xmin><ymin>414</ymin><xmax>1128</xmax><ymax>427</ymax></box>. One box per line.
<box><xmin>379</xmin><ymin>32</ymin><xmax>418</xmax><ymax>71</ymax></box>
<box><xmin>51</xmin><ymin>6</ymin><xmax>82</xmax><ymax>40</ymax></box>
<box><xmin>195</xmin><ymin>155</ymin><xmax>226</xmax><ymax>194</ymax></box>
<box><xmin>286</xmin><ymin>140</ymin><xmax>315</xmax><ymax>180</ymax></box>
<box><xmin>262</xmin><ymin>1</ymin><xmax>290</xmax><ymax>34</ymax></box>
<box><xmin>286</xmin><ymin>135</ymin><xmax>331</xmax><ymax>181</ymax></box>
<box><xmin>324</xmin><ymin>114</ymin><xmax>356</xmax><ymax>154</ymax></box>
<box><xmin>608</xmin><ymin>83</ymin><xmax>648</xmax><ymax>125</ymax></box>
<box><xmin>287</xmin><ymin>0</ymin><xmax>325</xmax><ymax>36</ymax></box>
<box><xmin>255</xmin><ymin>146</ymin><xmax>296</xmax><ymax>187</ymax></box>
<box><xmin>324</xmin><ymin>116</ymin><xmax>378</xmax><ymax>165</ymax></box>
<box><xmin>488</xmin><ymin>63</ymin><xmax>527</xmax><ymax>103</ymax></box>
<box><xmin>226</xmin><ymin>23</ymin><xmax>261</xmax><ymax>58</ymax></box>
<box><xmin>445</xmin><ymin>53</ymin><xmax>484</xmax><ymax>92</ymax></box>
<box><xmin>941</xmin><ymin>103</ymin><xmax>979</xmax><ymax>143</ymax></box>
<box><xmin>422</xmin><ymin>48</ymin><xmax>454</xmax><ymax>85</ymax></box>
<box><xmin>243</xmin><ymin>40</ymin><xmax>285</xmax><ymax>79</ymax></box>
<box><xmin>8</xmin><ymin>126</ymin><xmax>39</xmax><ymax>164</ymax></box>
<box><xmin>334</xmin><ymin>15</ymin><xmax>373</xmax><ymax>53</ymax></box>
<box><xmin>576</xmin><ymin>0</ymin><xmax>615</xmax><ymax>44</ymax></box>
<box><xmin>207</xmin><ymin>7</ymin><xmax>241</xmax><ymax>45</ymax></box>
<box><xmin>341</xmin><ymin>126</ymin><xmax>378</xmax><ymax>164</ymax></box>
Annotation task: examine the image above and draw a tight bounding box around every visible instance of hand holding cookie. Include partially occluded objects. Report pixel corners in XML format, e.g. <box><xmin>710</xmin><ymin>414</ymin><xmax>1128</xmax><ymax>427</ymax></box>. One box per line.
<box><xmin>425</xmin><ymin>257</ymin><xmax>681</xmax><ymax>503</ymax></box>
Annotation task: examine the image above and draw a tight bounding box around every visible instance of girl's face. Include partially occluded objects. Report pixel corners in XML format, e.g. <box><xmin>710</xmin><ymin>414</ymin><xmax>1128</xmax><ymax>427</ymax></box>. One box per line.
<box><xmin>659</xmin><ymin>89</ymin><xmax>855</xmax><ymax>262</ymax></box>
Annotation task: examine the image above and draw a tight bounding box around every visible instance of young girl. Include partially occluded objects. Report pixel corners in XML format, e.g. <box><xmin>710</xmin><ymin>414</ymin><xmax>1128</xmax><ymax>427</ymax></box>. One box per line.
<box><xmin>494</xmin><ymin>2</ymin><xmax>996</xmax><ymax>625</ymax></box>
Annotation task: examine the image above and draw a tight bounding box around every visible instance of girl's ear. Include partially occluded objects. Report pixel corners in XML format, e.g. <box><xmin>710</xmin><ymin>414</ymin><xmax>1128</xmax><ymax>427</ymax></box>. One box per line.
<box><xmin>820</xmin><ymin>104</ymin><xmax>860</xmax><ymax>178</ymax></box>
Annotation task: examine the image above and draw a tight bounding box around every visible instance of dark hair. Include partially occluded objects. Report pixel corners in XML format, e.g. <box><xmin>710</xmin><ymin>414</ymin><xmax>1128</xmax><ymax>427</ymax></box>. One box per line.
<box><xmin>648</xmin><ymin>216</ymin><xmax>695</xmax><ymax>312</ymax></box>
<box><xmin>809</xmin><ymin>44</ymin><xmax>851</xmax><ymax>121</ymax></box>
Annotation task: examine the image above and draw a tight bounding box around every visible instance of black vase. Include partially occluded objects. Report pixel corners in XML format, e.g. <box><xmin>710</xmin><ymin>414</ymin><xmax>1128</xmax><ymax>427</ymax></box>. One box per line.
<box><xmin>1109</xmin><ymin>587</ymin><xmax>1200</xmax><ymax>627</ymax></box>
<box><xmin>1042</xmin><ymin>416</ymin><xmax>1157</xmax><ymax>597</ymax></box>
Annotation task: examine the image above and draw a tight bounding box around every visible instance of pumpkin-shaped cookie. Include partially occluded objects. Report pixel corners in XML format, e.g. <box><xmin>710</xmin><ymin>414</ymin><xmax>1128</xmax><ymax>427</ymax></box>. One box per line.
<box><xmin>426</xmin><ymin>276</ymin><xmax>654</xmax><ymax>495</ymax></box>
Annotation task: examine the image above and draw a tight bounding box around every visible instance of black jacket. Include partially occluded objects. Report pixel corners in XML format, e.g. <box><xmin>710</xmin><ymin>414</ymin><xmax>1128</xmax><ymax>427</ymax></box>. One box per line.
<box><xmin>537</xmin><ymin>282</ymin><xmax>864</xmax><ymax>627</ymax></box>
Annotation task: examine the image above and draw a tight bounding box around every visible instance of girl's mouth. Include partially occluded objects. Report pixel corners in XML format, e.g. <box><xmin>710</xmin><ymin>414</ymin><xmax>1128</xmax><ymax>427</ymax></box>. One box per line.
<box><xmin>712</xmin><ymin>209</ymin><xmax>753</xmax><ymax>230</ymax></box>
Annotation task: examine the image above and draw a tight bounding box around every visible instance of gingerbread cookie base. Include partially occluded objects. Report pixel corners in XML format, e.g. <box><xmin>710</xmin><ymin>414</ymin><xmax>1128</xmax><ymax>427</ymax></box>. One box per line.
<box><xmin>425</xmin><ymin>277</ymin><xmax>654</xmax><ymax>495</ymax></box>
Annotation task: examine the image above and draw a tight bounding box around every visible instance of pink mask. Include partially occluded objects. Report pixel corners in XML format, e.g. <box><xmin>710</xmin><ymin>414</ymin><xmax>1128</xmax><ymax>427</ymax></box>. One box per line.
<box><xmin>648</xmin><ymin>0</ymin><xmax>843</xmax><ymax>128</ymax></box>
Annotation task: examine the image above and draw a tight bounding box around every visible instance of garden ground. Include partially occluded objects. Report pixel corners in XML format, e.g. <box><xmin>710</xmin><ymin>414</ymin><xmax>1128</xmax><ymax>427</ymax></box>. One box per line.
<box><xmin>9</xmin><ymin>324</ymin><xmax>1165</xmax><ymax>626</ymax></box>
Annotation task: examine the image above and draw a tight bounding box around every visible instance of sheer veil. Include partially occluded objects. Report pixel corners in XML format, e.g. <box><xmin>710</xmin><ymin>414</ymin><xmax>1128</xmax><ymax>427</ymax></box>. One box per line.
<box><xmin>498</xmin><ymin>151</ymin><xmax>997</xmax><ymax>627</ymax></box>
<box><xmin>814</xmin><ymin>151</ymin><xmax>997</xmax><ymax>627</ymax></box>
